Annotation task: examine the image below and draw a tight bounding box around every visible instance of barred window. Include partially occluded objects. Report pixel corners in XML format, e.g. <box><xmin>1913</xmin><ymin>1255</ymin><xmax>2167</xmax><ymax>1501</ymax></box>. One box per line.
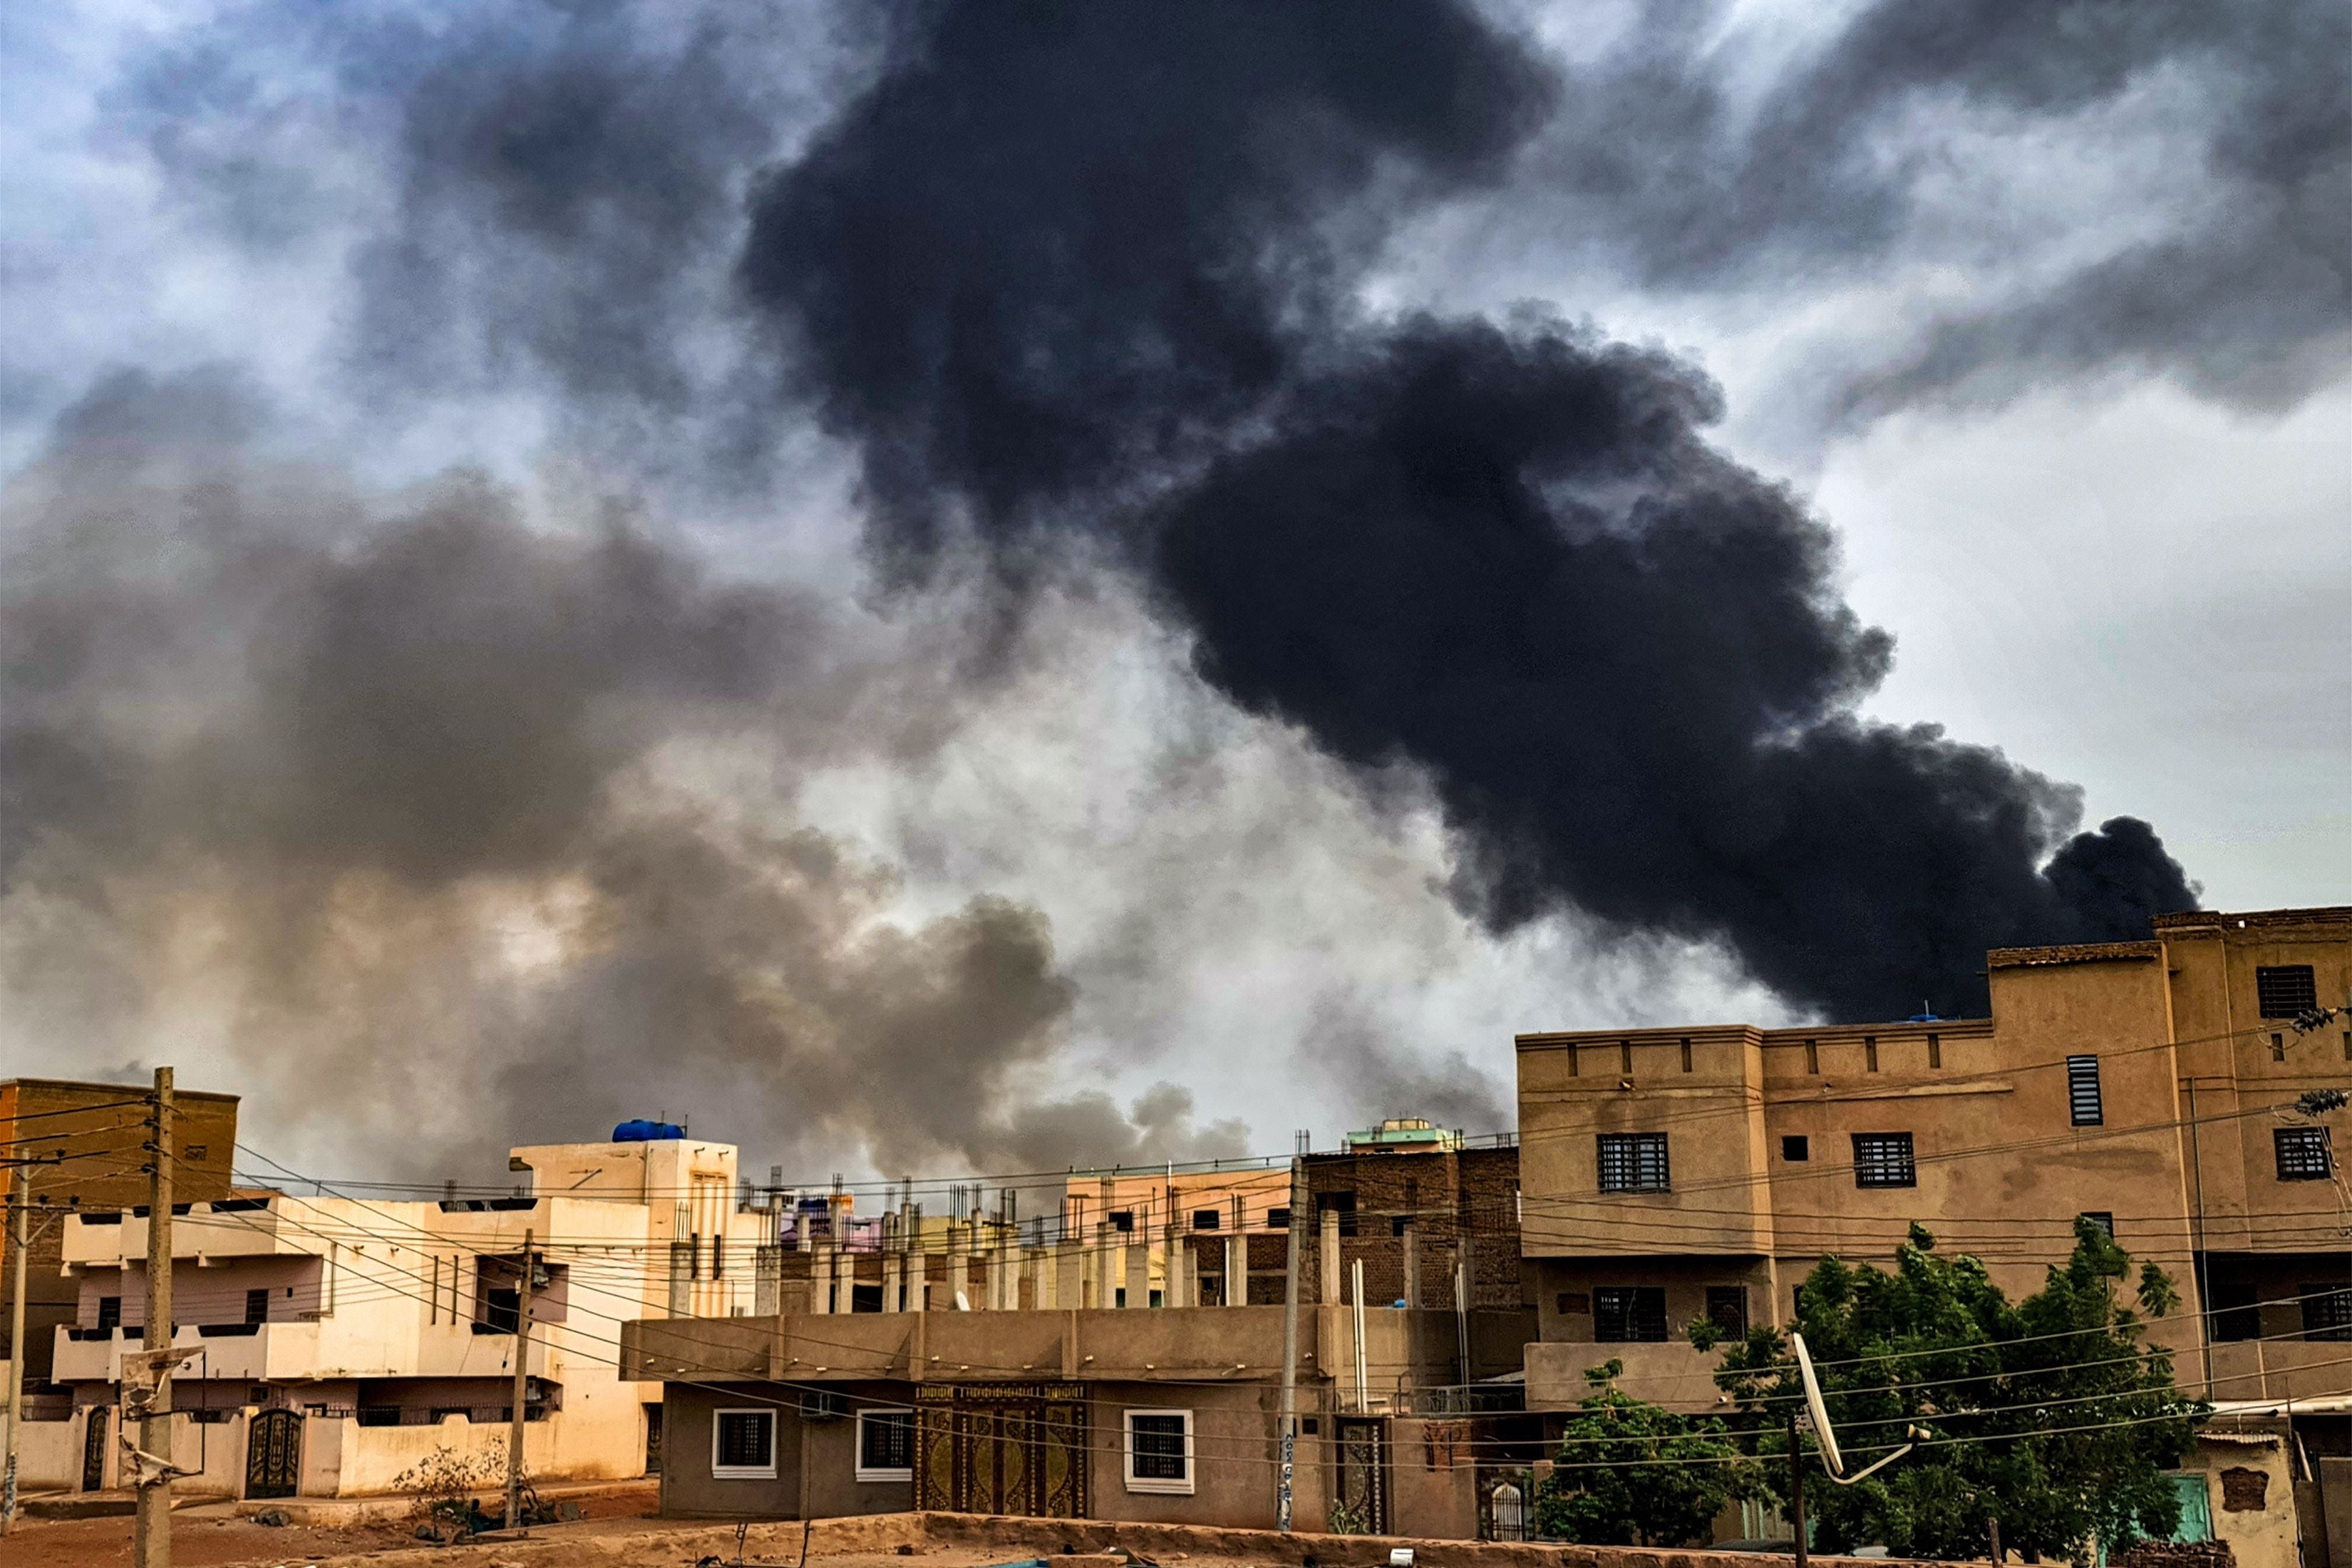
<box><xmin>1852</xmin><ymin>1133</ymin><xmax>1916</xmax><ymax>1189</ymax></box>
<box><xmin>2255</xmin><ymin>965</ymin><xmax>2317</xmax><ymax>1019</ymax></box>
<box><xmin>857</xmin><ymin>1408</ymin><xmax>913</xmax><ymax>1480</ymax></box>
<box><xmin>2299</xmin><ymin>1285</ymin><xmax>2352</xmax><ymax>1342</ymax></box>
<box><xmin>2275</xmin><ymin>1126</ymin><xmax>2333</xmax><ymax>1181</ymax></box>
<box><xmin>2067</xmin><ymin>1056</ymin><xmax>2103</xmax><ymax>1126</ymax></box>
<box><xmin>1192</xmin><ymin>1209</ymin><xmax>1220</xmax><ymax>1231</ymax></box>
<box><xmin>1594</xmin><ymin>1286</ymin><xmax>1668</xmax><ymax>1343</ymax></box>
<box><xmin>2078</xmin><ymin>1212</ymin><xmax>2115</xmax><ymax>1242</ymax></box>
<box><xmin>1597</xmin><ymin>1133</ymin><xmax>1671</xmax><ymax>1193</ymax></box>
<box><xmin>1125</xmin><ymin>1410</ymin><xmax>1193</xmax><ymax>1493</ymax></box>
<box><xmin>713</xmin><ymin>1409</ymin><xmax>776</xmax><ymax>1477</ymax></box>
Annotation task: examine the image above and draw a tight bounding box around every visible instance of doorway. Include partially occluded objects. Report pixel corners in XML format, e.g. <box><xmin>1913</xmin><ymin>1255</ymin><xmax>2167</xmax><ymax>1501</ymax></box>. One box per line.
<box><xmin>1334</xmin><ymin>1416</ymin><xmax>1388</xmax><ymax>1535</ymax></box>
<box><xmin>245</xmin><ymin>1408</ymin><xmax>302</xmax><ymax>1499</ymax></box>
<box><xmin>81</xmin><ymin>1406</ymin><xmax>109</xmax><ymax>1491</ymax></box>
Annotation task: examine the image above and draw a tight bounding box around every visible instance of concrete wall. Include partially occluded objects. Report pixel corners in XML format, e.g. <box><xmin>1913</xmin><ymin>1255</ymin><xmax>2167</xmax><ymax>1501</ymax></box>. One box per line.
<box><xmin>2177</xmin><ymin>1431</ymin><xmax>2302</xmax><ymax>1568</ymax></box>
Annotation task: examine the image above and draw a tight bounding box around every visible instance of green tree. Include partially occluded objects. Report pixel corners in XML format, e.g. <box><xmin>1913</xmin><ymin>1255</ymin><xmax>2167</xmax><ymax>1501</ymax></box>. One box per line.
<box><xmin>1532</xmin><ymin>1359</ymin><xmax>1759</xmax><ymax>1546</ymax></box>
<box><xmin>1705</xmin><ymin>1220</ymin><xmax>2204</xmax><ymax>1564</ymax></box>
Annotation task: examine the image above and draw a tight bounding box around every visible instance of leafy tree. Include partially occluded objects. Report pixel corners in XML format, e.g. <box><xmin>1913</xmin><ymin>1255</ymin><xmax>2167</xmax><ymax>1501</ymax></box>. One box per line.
<box><xmin>1532</xmin><ymin>1359</ymin><xmax>1759</xmax><ymax>1546</ymax></box>
<box><xmin>1703</xmin><ymin>1220</ymin><xmax>2204</xmax><ymax>1564</ymax></box>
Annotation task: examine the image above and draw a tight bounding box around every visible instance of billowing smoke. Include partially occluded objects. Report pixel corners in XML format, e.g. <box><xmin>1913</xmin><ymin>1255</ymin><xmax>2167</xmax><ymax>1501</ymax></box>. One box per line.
<box><xmin>741</xmin><ymin>0</ymin><xmax>2192</xmax><ymax>1017</ymax></box>
<box><xmin>0</xmin><ymin>369</ymin><xmax>1244</xmax><ymax>1175</ymax></box>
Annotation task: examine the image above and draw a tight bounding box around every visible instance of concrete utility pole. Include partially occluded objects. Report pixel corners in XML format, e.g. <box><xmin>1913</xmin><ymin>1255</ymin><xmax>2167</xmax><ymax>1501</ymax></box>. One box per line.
<box><xmin>505</xmin><ymin>1226</ymin><xmax>535</xmax><ymax>1530</ymax></box>
<box><xmin>135</xmin><ymin>1066</ymin><xmax>174</xmax><ymax>1568</ymax></box>
<box><xmin>3</xmin><ymin>1186</ymin><xmax>28</xmax><ymax>1536</ymax></box>
<box><xmin>1785</xmin><ymin>1410</ymin><xmax>1807</xmax><ymax>1568</ymax></box>
<box><xmin>1275</xmin><ymin>1155</ymin><xmax>1305</xmax><ymax>1532</ymax></box>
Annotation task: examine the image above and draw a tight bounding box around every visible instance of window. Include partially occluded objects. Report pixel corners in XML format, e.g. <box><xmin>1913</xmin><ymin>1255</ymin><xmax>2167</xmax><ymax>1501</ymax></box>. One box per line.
<box><xmin>2276</xmin><ymin>1126</ymin><xmax>2333</xmax><ymax>1181</ymax></box>
<box><xmin>2208</xmin><ymin>1280</ymin><xmax>2260</xmax><ymax>1342</ymax></box>
<box><xmin>1108</xmin><ymin>1209</ymin><xmax>1134</xmax><ymax>1234</ymax></box>
<box><xmin>1389</xmin><ymin>1215</ymin><xmax>1410</xmax><ymax>1237</ymax></box>
<box><xmin>97</xmin><ymin>1296</ymin><xmax>122</xmax><ymax>1332</ymax></box>
<box><xmin>1781</xmin><ymin>1135</ymin><xmax>1810</xmax><ymax>1162</ymax></box>
<box><xmin>856</xmin><ymin>1408</ymin><xmax>914</xmax><ymax>1481</ymax></box>
<box><xmin>1315</xmin><ymin>1191</ymin><xmax>1357</xmax><ymax>1237</ymax></box>
<box><xmin>2271</xmin><ymin>1033</ymin><xmax>2286</xmax><ymax>1062</ymax></box>
<box><xmin>2067</xmin><ymin>1056</ymin><xmax>2103</xmax><ymax>1126</ymax></box>
<box><xmin>1594</xmin><ymin>1286</ymin><xmax>1668</xmax><ymax>1343</ymax></box>
<box><xmin>1555</xmin><ymin>1291</ymin><xmax>1590</xmax><ymax>1315</ymax></box>
<box><xmin>1852</xmin><ymin>1133</ymin><xmax>1916</xmax><ymax>1189</ymax></box>
<box><xmin>357</xmin><ymin>1406</ymin><xmax>400</xmax><ymax>1428</ymax></box>
<box><xmin>2255</xmin><ymin>965</ymin><xmax>2317</xmax><ymax>1018</ymax></box>
<box><xmin>1266</xmin><ymin>1207</ymin><xmax>1291</xmax><ymax>1230</ymax></box>
<box><xmin>1864</xmin><ymin>1036</ymin><xmax>1879</xmax><ymax>1073</ymax></box>
<box><xmin>1804</xmin><ymin>1038</ymin><xmax>1819</xmax><ymax>1075</ymax></box>
<box><xmin>1927</xmin><ymin>1033</ymin><xmax>1941</xmax><ymax>1069</ymax></box>
<box><xmin>2299</xmin><ymin>1285</ymin><xmax>2352</xmax><ymax>1342</ymax></box>
<box><xmin>480</xmin><ymin>1287</ymin><xmax>521</xmax><ymax>1334</ymax></box>
<box><xmin>1619</xmin><ymin>1040</ymin><xmax>1633</xmax><ymax>1073</ymax></box>
<box><xmin>1124</xmin><ymin>1409</ymin><xmax>1193</xmax><ymax>1495</ymax></box>
<box><xmin>245</xmin><ymin>1288</ymin><xmax>269</xmax><ymax>1326</ymax></box>
<box><xmin>1705</xmin><ymin>1286</ymin><xmax>1748</xmax><ymax>1339</ymax></box>
<box><xmin>2078</xmin><ymin>1212</ymin><xmax>2114</xmax><ymax>1242</ymax></box>
<box><xmin>1680</xmin><ymin>1037</ymin><xmax>1693</xmax><ymax>1073</ymax></box>
<box><xmin>713</xmin><ymin>1409</ymin><xmax>777</xmax><ymax>1478</ymax></box>
<box><xmin>1192</xmin><ymin>1209</ymin><xmax>1220</xmax><ymax>1232</ymax></box>
<box><xmin>1596</xmin><ymin>1133</ymin><xmax>1671</xmax><ymax>1193</ymax></box>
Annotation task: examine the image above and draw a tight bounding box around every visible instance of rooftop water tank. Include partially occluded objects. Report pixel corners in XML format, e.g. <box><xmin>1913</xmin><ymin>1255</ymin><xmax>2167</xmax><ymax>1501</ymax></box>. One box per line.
<box><xmin>612</xmin><ymin>1118</ymin><xmax>686</xmax><ymax>1143</ymax></box>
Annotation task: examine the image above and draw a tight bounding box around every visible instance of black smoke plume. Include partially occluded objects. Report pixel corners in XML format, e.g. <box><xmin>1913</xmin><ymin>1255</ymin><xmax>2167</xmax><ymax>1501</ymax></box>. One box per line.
<box><xmin>742</xmin><ymin>0</ymin><xmax>2193</xmax><ymax>1017</ymax></box>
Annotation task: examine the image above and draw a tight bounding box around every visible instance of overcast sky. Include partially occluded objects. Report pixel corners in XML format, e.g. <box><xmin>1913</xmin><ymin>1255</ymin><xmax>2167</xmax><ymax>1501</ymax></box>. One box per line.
<box><xmin>2</xmin><ymin>0</ymin><xmax>2343</xmax><ymax>1189</ymax></box>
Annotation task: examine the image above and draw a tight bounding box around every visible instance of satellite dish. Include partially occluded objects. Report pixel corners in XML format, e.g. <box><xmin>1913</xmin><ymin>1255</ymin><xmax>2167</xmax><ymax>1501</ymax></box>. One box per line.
<box><xmin>1789</xmin><ymin>1331</ymin><xmax>1920</xmax><ymax>1485</ymax></box>
<box><xmin>953</xmin><ymin>1290</ymin><xmax>971</xmax><ymax>1311</ymax></box>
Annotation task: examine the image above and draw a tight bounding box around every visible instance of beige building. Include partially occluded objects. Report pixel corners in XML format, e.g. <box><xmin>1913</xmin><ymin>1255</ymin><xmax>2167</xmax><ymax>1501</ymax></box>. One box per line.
<box><xmin>1515</xmin><ymin>906</ymin><xmax>2351</xmax><ymax>1564</ymax></box>
<box><xmin>17</xmin><ymin>1126</ymin><xmax>770</xmax><ymax>1501</ymax></box>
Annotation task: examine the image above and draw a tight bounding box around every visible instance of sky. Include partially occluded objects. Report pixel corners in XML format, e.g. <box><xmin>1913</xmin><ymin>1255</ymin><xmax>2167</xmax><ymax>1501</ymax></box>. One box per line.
<box><xmin>1</xmin><ymin>0</ymin><xmax>2344</xmax><ymax>1192</ymax></box>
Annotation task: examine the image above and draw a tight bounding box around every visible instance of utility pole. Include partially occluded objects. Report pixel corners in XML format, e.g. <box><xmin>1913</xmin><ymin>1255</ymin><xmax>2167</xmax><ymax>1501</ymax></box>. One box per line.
<box><xmin>505</xmin><ymin>1226</ymin><xmax>535</xmax><ymax>1530</ymax></box>
<box><xmin>1275</xmin><ymin>1153</ymin><xmax>1305</xmax><ymax>1532</ymax></box>
<box><xmin>135</xmin><ymin>1066</ymin><xmax>175</xmax><ymax>1568</ymax></box>
<box><xmin>3</xmin><ymin>1186</ymin><xmax>27</xmax><ymax>1536</ymax></box>
<box><xmin>1785</xmin><ymin>1410</ymin><xmax>1807</xmax><ymax>1568</ymax></box>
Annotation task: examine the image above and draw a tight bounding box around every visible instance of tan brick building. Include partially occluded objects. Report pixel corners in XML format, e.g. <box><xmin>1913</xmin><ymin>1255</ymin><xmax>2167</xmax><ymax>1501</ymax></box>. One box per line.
<box><xmin>1514</xmin><ymin>906</ymin><xmax>2351</xmax><ymax>1562</ymax></box>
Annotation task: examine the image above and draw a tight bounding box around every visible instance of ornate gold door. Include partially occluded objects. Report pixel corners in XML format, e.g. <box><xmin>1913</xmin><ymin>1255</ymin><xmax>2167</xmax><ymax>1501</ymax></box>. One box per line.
<box><xmin>914</xmin><ymin>1385</ymin><xmax>1087</xmax><ymax>1517</ymax></box>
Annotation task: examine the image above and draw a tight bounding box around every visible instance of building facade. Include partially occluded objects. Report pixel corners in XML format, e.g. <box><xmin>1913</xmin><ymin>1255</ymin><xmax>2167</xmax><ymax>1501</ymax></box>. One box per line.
<box><xmin>1515</xmin><ymin>906</ymin><xmax>2351</xmax><ymax>1564</ymax></box>
<box><xmin>16</xmin><ymin>1125</ymin><xmax>770</xmax><ymax>1500</ymax></box>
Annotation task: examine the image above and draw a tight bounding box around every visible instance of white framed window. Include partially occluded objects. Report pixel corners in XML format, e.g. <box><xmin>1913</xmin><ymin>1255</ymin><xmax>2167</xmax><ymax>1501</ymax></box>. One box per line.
<box><xmin>856</xmin><ymin>1406</ymin><xmax>914</xmax><ymax>1482</ymax></box>
<box><xmin>711</xmin><ymin>1407</ymin><xmax>776</xmax><ymax>1479</ymax></box>
<box><xmin>1123</xmin><ymin>1408</ymin><xmax>1193</xmax><ymax>1495</ymax></box>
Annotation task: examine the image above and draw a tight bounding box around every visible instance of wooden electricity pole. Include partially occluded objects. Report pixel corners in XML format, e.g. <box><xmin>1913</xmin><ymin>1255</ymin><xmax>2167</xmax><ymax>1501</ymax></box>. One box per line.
<box><xmin>134</xmin><ymin>1066</ymin><xmax>175</xmax><ymax>1568</ymax></box>
<box><xmin>505</xmin><ymin>1227</ymin><xmax>535</xmax><ymax>1530</ymax></box>
<box><xmin>1786</xmin><ymin>1410</ymin><xmax>1807</xmax><ymax>1568</ymax></box>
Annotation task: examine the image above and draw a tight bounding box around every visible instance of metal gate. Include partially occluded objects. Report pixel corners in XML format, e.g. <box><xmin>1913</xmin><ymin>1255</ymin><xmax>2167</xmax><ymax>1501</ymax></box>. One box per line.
<box><xmin>913</xmin><ymin>1384</ymin><xmax>1087</xmax><ymax>1517</ymax></box>
<box><xmin>245</xmin><ymin>1408</ymin><xmax>302</xmax><ymax>1498</ymax></box>
<box><xmin>1334</xmin><ymin>1416</ymin><xmax>1388</xmax><ymax>1535</ymax></box>
<box><xmin>81</xmin><ymin>1406</ymin><xmax>109</xmax><ymax>1490</ymax></box>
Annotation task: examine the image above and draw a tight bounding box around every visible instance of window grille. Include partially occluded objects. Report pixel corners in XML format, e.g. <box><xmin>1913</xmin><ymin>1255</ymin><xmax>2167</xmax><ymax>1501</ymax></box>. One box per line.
<box><xmin>857</xmin><ymin>1408</ymin><xmax>914</xmax><ymax>1478</ymax></box>
<box><xmin>1594</xmin><ymin>1286</ymin><xmax>1668</xmax><ymax>1342</ymax></box>
<box><xmin>1705</xmin><ymin>1285</ymin><xmax>1748</xmax><ymax>1338</ymax></box>
<box><xmin>1852</xmin><ymin>1133</ymin><xmax>1916</xmax><ymax>1188</ymax></box>
<box><xmin>1596</xmin><ymin>1133</ymin><xmax>1671</xmax><ymax>1193</ymax></box>
<box><xmin>713</xmin><ymin>1410</ymin><xmax>776</xmax><ymax>1477</ymax></box>
<box><xmin>2255</xmin><ymin>965</ymin><xmax>2317</xmax><ymax>1018</ymax></box>
<box><xmin>1125</xmin><ymin>1410</ymin><xmax>1192</xmax><ymax>1492</ymax></box>
<box><xmin>2067</xmin><ymin>1056</ymin><xmax>2103</xmax><ymax>1126</ymax></box>
<box><xmin>2275</xmin><ymin>1126</ymin><xmax>2333</xmax><ymax>1181</ymax></box>
<box><xmin>2299</xmin><ymin>1286</ymin><xmax>2352</xmax><ymax>1341</ymax></box>
<box><xmin>2078</xmin><ymin>1212</ymin><xmax>2114</xmax><ymax>1242</ymax></box>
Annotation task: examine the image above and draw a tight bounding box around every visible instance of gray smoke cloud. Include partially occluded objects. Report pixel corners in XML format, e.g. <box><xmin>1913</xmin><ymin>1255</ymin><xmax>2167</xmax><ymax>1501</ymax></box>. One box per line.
<box><xmin>1499</xmin><ymin>0</ymin><xmax>2348</xmax><ymax>415</ymax></box>
<box><xmin>0</xmin><ymin>368</ymin><xmax>1244</xmax><ymax>1177</ymax></box>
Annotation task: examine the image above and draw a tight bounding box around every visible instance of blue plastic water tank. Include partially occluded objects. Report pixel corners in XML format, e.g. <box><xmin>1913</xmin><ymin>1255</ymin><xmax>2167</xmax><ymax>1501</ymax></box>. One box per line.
<box><xmin>612</xmin><ymin>1118</ymin><xmax>686</xmax><ymax>1143</ymax></box>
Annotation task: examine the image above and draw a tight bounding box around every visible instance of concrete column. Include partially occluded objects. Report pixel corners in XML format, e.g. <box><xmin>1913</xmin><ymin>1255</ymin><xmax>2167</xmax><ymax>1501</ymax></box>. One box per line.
<box><xmin>945</xmin><ymin>1233</ymin><xmax>969</xmax><ymax>1311</ymax></box>
<box><xmin>1091</xmin><ymin>1223</ymin><xmax>1115</xmax><ymax>1309</ymax></box>
<box><xmin>810</xmin><ymin>1245</ymin><xmax>833</xmax><ymax>1315</ymax></box>
<box><xmin>1319</xmin><ymin>1208</ymin><xmax>1342</xmax><ymax>1304</ymax></box>
<box><xmin>882</xmin><ymin>1245</ymin><xmax>904</xmax><ymax>1314</ymax></box>
<box><xmin>986</xmin><ymin>1232</ymin><xmax>1010</xmax><ymax>1311</ymax></box>
<box><xmin>1165</xmin><ymin>1232</ymin><xmax>1190</xmax><ymax>1307</ymax></box>
<box><xmin>1402</xmin><ymin>1222</ymin><xmax>1420</xmax><ymax>1309</ymax></box>
<box><xmin>1127</xmin><ymin>1239</ymin><xmax>1151</xmax><ymax>1307</ymax></box>
<box><xmin>832</xmin><ymin>1247</ymin><xmax>856</xmax><ymax>1314</ymax></box>
<box><xmin>1058</xmin><ymin>1242</ymin><xmax>1085</xmax><ymax>1311</ymax></box>
<box><xmin>1224</xmin><ymin>1232</ymin><xmax>1246</xmax><ymax>1307</ymax></box>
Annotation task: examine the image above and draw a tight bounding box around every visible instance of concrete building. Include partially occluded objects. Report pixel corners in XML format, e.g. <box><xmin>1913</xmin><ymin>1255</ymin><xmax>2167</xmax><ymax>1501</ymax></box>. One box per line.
<box><xmin>14</xmin><ymin>1123</ymin><xmax>770</xmax><ymax>1501</ymax></box>
<box><xmin>632</xmin><ymin>1128</ymin><xmax>1542</xmax><ymax>1537</ymax></box>
<box><xmin>1515</xmin><ymin>906</ymin><xmax>2351</xmax><ymax>1566</ymax></box>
